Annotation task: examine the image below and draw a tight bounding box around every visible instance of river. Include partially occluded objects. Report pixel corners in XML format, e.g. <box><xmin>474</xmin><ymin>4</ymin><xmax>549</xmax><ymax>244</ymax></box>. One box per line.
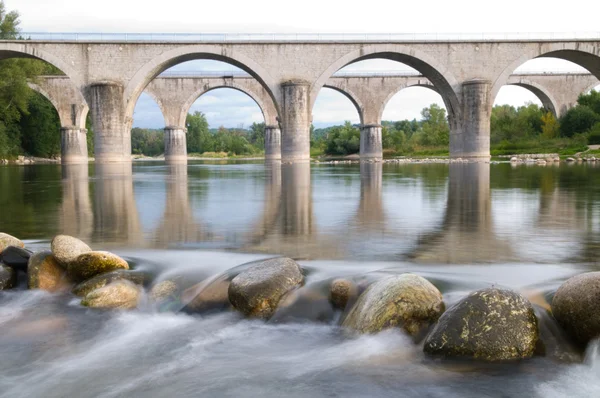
<box><xmin>0</xmin><ymin>160</ymin><xmax>599</xmax><ymax>397</ymax></box>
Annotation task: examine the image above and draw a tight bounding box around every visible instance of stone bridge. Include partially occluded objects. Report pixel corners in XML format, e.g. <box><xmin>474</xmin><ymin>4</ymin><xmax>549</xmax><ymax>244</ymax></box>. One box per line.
<box><xmin>5</xmin><ymin>37</ymin><xmax>600</xmax><ymax>163</ymax></box>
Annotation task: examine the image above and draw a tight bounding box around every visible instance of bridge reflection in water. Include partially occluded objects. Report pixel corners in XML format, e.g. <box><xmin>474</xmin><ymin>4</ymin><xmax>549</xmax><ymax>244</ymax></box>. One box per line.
<box><xmin>53</xmin><ymin>161</ymin><xmax>600</xmax><ymax>263</ymax></box>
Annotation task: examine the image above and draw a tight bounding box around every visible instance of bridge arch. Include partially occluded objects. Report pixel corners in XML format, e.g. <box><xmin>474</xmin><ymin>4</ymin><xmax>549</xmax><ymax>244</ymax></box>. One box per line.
<box><xmin>491</xmin><ymin>43</ymin><xmax>600</xmax><ymax>103</ymax></box>
<box><xmin>503</xmin><ymin>78</ymin><xmax>560</xmax><ymax>117</ymax></box>
<box><xmin>178</xmin><ymin>81</ymin><xmax>278</xmax><ymax>128</ymax></box>
<box><xmin>27</xmin><ymin>79</ymin><xmax>89</xmax><ymax>129</ymax></box>
<box><xmin>379</xmin><ymin>80</ymin><xmax>439</xmax><ymax>123</ymax></box>
<box><xmin>0</xmin><ymin>43</ymin><xmax>81</xmax><ymax>87</ymax></box>
<box><xmin>124</xmin><ymin>45</ymin><xmax>280</xmax><ymax>126</ymax></box>
<box><xmin>321</xmin><ymin>84</ymin><xmax>365</xmax><ymax>125</ymax></box>
<box><xmin>311</xmin><ymin>45</ymin><xmax>462</xmax><ymax>127</ymax></box>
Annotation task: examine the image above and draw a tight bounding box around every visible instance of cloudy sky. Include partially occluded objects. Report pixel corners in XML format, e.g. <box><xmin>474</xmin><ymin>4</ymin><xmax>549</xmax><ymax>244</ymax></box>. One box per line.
<box><xmin>12</xmin><ymin>0</ymin><xmax>600</xmax><ymax>129</ymax></box>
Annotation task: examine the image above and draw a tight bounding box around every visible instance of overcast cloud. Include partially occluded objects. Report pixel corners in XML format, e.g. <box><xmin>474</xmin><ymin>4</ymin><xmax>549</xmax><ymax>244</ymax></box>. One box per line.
<box><xmin>10</xmin><ymin>0</ymin><xmax>600</xmax><ymax>128</ymax></box>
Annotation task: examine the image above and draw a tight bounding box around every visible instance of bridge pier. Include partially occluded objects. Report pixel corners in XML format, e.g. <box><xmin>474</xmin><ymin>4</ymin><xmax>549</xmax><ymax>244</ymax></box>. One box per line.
<box><xmin>61</xmin><ymin>127</ymin><xmax>88</xmax><ymax>164</ymax></box>
<box><xmin>360</xmin><ymin>124</ymin><xmax>383</xmax><ymax>161</ymax></box>
<box><xmin>164</xmin><ymin>126</ymin><xmax>187</xmax><ymax>164</ymax></box>
<box><xmin>265</xmin><ymin>125</ymin><xmax>281</xmax><ymax>160</ymax></box>
<box><xmin>281</xmin><ymin>81</ymin><xmax>311</xmax><ymax>162</ymax></box>
<box><xmin>450</xmin><ymin>79</ymin><xmax>492</xmax><ymax>159</ymax></box>
<box><xmin>89</xmin><ymin>82</ymin><xmax>131</xmax><ymax>163</ymax></box>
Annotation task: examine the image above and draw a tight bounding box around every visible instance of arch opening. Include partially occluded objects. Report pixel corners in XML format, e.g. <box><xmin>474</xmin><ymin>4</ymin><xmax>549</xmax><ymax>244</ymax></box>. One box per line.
<box><xmin>124</xmin><ymin>48</ymin><xmax>280</xmax><ymax>126</ymax></box>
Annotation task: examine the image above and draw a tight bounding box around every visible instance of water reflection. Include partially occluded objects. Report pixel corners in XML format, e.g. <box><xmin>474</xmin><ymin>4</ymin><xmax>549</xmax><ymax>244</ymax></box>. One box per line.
<box><xmin>92</xmin><ymin>164</ymin><xmax>142</xmax><ymax>246</ymax></box>
<box><xmin>409</xmin><ymin>162</ymin><xmax>512</xmax><ymax>263</ymax></box>
<box><xmin>153</xmin><ymin>163</ymin><xmax>205</xmax><ymax>247</ymax></box>
<box><xmin>60</xmin><ymin>164</ymin><xmax>93</xmax><ymax>243</ymax></box>
<box><xmin>355</xmin><ymin>162</ymin><xmax>385</xmax><ymax>229</ymax></box>
<box><xmin>6</xmin><ymin>160</ymin><xmax>600</xmax><ymax>263</ymax></box>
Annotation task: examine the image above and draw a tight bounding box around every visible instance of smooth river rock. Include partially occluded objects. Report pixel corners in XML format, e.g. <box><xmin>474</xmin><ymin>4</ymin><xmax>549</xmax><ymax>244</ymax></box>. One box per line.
<box><xmin>67</xmin><ymin>251</ymin><xmax>129</xmax><ymax>282</ymax></box>
<box><xmin>72</xmin><ymin>270</ymin><xmax>145</xmax><ymax>297</ymax></box>
<box><xmin>0</xmin><ymin>246</ymin><xmax>32</xmax><ymax>272</ymax></box>
<box><xmin>81</xmin><ymin>280</ymin><xmax>141</xmax><ymax>309</ymax></box>
<box><xmin>27</xmin><ymin>251</ymin><xmax>71</xmax><ymax>292</ymax></box>
<box><xmin>329</xmin><ymin>278</ymin><xmax>358</xmax><ymax>310</ymax></box>
<box><xmin>182</xmin><ymin>278</ymin><xmax>231</xmax><ymax>314</ymax></box>
<box><xmin>0</xmin><ymin>265</ymin><xmax>17</xmax><ymax>290</ymax></box>
<box><xmin>228</xmin><ymin>257</ymin><xmax>304</xmax><ymax>319</ymax></box>
<box><xmin>342</xmin><ymin>274</ymin><xmax>444</xmax><ymax>336</ymax></box>
<box><xmin>424</xmin><ymin>288</ymin><xmax>539</xmax><ymax>361</ymax></box>
<box><xmin>51</xmin><ymin>235</ymin><xmax>92</xmax><ymax>266</ymax></box>
<box><xmin>552</xmin><ymin>272</ymin><xmax>600</xmax><ymax>345</ymax></box>
<box><xmin>0</xmin><ymin>233</ymin><xmax>24</xmax><ymax>253</ymax></box>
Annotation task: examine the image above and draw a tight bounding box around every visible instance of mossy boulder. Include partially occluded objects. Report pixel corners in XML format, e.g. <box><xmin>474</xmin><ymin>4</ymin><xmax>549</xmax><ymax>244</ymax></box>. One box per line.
<box><xmin>329</xmin><ymin>278</ymin><xmax>357</xmax><ymax>310</ymax></box>
<box><xmin>81</xmin><ymin>280</ymin><xmax>141</xmax><ymax>309</ymax></box>
<box><xmin>424</xmin><ymin>288</ymin><xmax>539</xmax><ymax>361</ymax></box>
<box><xmin>342</xmin><ymin>274</ymin><xmax>444</xmax><ymax>336</ymax></box>
<box><xmin>0</xmin><ymin>265</ymin><xmax>17</xmax><ymax>290</ymax></box>
<box><xmin>67</xmin><ymin>251</ymin><xmax>129</xmax><ymax>282</ymax></box>
<box><xmin>149</xmin><ymin>280</ymin><xmax>181</xmax><ymax>302</ymax></box>
<box><xmin>228</xmin><ymin>257</ymin><xmax>304</xmax><ymax>319</ymax></box>
<box><xmin>552</xmin><ymin>272</ymin><xmax>600</xmax><ymax>345</ymax></box>
<box><xmin>72</xmin><ymin>270</ymin><xmax>145</xmax><ymax>297</ymax></box>
<box><xmin>51</xmin><ymin>235</ymin><xmax>92</xmax><ymax>267</ymax></box>
<box><xmin>0</xmin><ymin>233</ymin><xmax>24</xmax><ymax>253</ymax></box>
<box><xmin>27</xmin><ymin>251</ymin><xmax>71</xmax><ymax>292</ymax></box>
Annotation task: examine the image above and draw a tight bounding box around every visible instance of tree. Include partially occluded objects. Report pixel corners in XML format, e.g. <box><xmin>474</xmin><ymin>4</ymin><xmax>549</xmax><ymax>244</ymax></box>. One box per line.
<box><xmin>560</xmin><ymin>105</ymin><xmax>600</xmax><ymax>137</ymax></box>
<box><xmin>577</xmin><ymin>90</ymin><xmax>600</xmax><ymax>115</ymax></box>
<box><xmin>323</xmin><ymin>121</ymin><xmax>360</xmax><ymax>155</ymax></box>
<box><xmin>186</xmin><ymin>111</ymin><xmax>211</xmax><ymax>153</ymax></box>
<box><xmin>19</xmin><ymin>92</ymin><xmax>61</xmax><ymax>157</ymax></box>
<box><xmin>419</xmin><ymin>104</ymin><xmax>449</xmax><ymax>146</ymax></box>
<box><xmin>249</xmin><ymin>122</ymin><xmax>265</xmax><ymax>148</ymax></box>
<box><xmin>541</xmin><ymin>112</ymin><xmax>560</xmax><ymax>139</ymax></box>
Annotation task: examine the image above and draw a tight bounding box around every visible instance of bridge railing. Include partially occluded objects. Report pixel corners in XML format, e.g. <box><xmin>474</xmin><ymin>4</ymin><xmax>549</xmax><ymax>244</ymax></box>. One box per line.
<box><xmin>6</xmin><ymin>32</ymin><xmax>600</xmax><ymax>42</ymax></box>
<box><xmin>157</xmin><ymin>70</ymin><xmax>592</xmax><ymax>78</ymax></box>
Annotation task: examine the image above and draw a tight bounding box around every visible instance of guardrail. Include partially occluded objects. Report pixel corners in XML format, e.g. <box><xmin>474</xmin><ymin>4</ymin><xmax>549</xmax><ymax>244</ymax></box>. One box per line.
<box><xmin>5</xmin><ymin>32</ymin><xmax>600</xmax><ymax>42</ymax></box>
<box><xmin>157</xmin><ymin>70</ymin><xmax>592</xmax><ymax>78</ymax></box>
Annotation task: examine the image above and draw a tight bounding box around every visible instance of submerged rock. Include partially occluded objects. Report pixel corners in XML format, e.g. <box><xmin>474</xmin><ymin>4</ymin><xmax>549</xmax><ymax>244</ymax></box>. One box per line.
<box><xmin>329</xmin><ymin>278</ymin><xmax>357</xmax><ymax>310</ymax></box>
<box><xmin>228</xmin><ymin>257</ymin><xmax>304</xmax><ymax>319</ymax></box>
<box><xmin>149</xmin><ymin>280</ymin><xmax>181</xmax><ymax>302</ymax></box>
<box><xmin>27</xmin><ymin>251</ymin><xmax>71</xmax><ymax>292</ymax></box>
<box><xmin>424</xmin><ymin>288</ymin><xmax>539</xmax><ymax>361</ymax></box>
<box><xmin>67</xmin><ymin>251</ymin><xmax>129</xmax><ymax>282</ymax></box>
<box><xmin>552</xmin><ymin>272</ymin><xmax>600</xmax><ymax>345</ymax></box>
<box><xmin>72</xmin><ymin>270</ymin><xmax>145</xmax><ymax>297</ymax></box>
<box><xmin>51</xmin><ymin>235</ymin><xmax>92</xmax><ymax>266</ymax></box>
<box><xmin>182</xmin><ymin>278</ymin><xmax>231</xmax><ymax>314</ymax></box>
<box><xmin>342</xmin><ymin>274</ymin><xmax>444</xmax><ymax>336</ymax></box>
<box><xmin>0</xmin><ymin>265</ymin><xmax>17</xmax><ymax>290</ymax></box>
<box><xmin>0</xmin><ymin>246</ymin><xmax>32</xmax><ymax>272</ymax></box>
<box><xmin>81</xmin><ymin>280</ymin><xmax>141</xmax><ymax>309</ymax></box>
<box><xmin>0</xmin><ymin>233</ymin><xmax>24</xmax><ymax>253</ymax></box>
<box><xmin>271</xmin><ymin>286</ymin><xmax>334</xmax><ymax>324</ymax></box>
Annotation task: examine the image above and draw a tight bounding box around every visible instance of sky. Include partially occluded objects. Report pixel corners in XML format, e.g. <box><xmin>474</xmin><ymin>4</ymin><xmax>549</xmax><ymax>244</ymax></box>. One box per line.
<box><xmin>11</xmin><ymin>0</ymin><xmax>600</xmax><ymax>129</ymax></box>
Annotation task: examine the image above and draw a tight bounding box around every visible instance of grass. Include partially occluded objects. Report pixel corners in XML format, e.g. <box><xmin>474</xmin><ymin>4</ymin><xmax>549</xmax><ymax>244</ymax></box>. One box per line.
<box><xmin>489</xmin><ymin>138</ymin><xmax>588</xmax><ymax>157</ymax></box>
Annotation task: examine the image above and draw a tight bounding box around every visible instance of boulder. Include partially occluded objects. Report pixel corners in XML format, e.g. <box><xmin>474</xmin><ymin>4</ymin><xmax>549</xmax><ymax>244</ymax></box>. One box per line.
<box><xmin>0</xmin><ymin>246</ymin><xmax>32</xmax><ymax>272</ymax></box>
<box><xmin>552</xmin><ymin>272</ymin><xmax>600</xmax><ymax>345</ymax></box>
<box><xmin>51</xmin><ymin>235</ymin><xmax>92</xmax><ymax>266</ymax></box>
<box><xmin>72</xmin><ymin>270</ymin><xmax>145</xmax><ymax>297</ymax></box>
<box><xmin>182</xmin><ymin>278</ymin><xmax>231</xmax><ymax>314</ymax></box>
<box><xmin>0</xmin><ymin>233</ymin><xmax>24</xmax><ymax>252</ymax></box>
<box><xmin>81</xmin><ymin>280</ymin><xmax>141</xmax><ymax>309</ymax></box>
<box><xmin>67</xmin><ymin>251</ymin><xmax>129</xmax><ymax>282</ymax></box>
<box><xmin>149</xmin><ymin>280</ymin><xmax>180</xmax><ymax>302</ymax></box>
<box><xmin>329</xmin><ymin>278</ymin><xmax>357</xmax><ymax>310</ymax></box>
<box><xmin>424</xmin><ymin>288</ymin><xmax>539</xmax><ymax>361</ymax></box>
<box><xmin>27</xmin><ymin>251</ymin><xmax>71</xmax><ymax>292</ymax></box>
<box><xmin>0</xmin><ymin>265</ymin><xmax>17</xmax><ymax>290</ymax></box>
<box><xmin>228</xmin><ymin>257</ymin><xmax>304</xmax><ymax>319</ymax></box>
<box><xmin>342</xmin><ymin>274</ymin><xmax>444</xmax><ymax>336</ymax></box>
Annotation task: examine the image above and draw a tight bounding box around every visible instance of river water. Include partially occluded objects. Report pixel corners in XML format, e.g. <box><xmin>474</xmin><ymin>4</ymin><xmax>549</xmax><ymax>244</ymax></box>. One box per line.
<box><xmin>1</xmin><ymin>160</ymin><xmax>600</xmax><ymax>397</ymax></box>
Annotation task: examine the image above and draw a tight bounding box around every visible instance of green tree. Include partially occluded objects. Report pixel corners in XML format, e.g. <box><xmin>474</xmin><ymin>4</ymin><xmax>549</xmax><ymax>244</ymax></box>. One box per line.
<box><xmin>419</xmin><ymin>104</ymin><xmax>449</xmax><ymax>146</ymax></box>
<box><xmin>324</xmin><ymin>121</ymin><xmax>360</xmax><ymax>155</ymax></box>
<box><xmin>577</xmin><ymin>90</ymin><xmax>600</xmax><ymax>115</ymax></box>
<box><xmin>19</xmin><ymin>92</ymin><xmax>61</xmax><ymax>157</ymax></box>
<box><xmin>541</xmin><ymin>112</ymin><xmax>560</xmax><ymax>139</ymax></box>
<box><xmin>186</xmin><ymin>111</ymin><xmax>211</xmax><ymax>153</ymax></box>
<box><xmin>249</xmin><ymin>122</ymin><xmax>265</xmax><ymax>148</ymax></box>
<box><xmin>560</xmin><ymin>105</ymin><xmax>600</xmax><ymax>137</ymax></box>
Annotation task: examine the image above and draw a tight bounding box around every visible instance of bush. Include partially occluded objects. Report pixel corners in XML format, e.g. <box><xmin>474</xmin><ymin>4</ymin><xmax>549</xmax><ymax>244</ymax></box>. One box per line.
<box><xmin>588</xmin><ymin>123</ymin><xmax>600</xmax><ymax>145</ymax></box>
